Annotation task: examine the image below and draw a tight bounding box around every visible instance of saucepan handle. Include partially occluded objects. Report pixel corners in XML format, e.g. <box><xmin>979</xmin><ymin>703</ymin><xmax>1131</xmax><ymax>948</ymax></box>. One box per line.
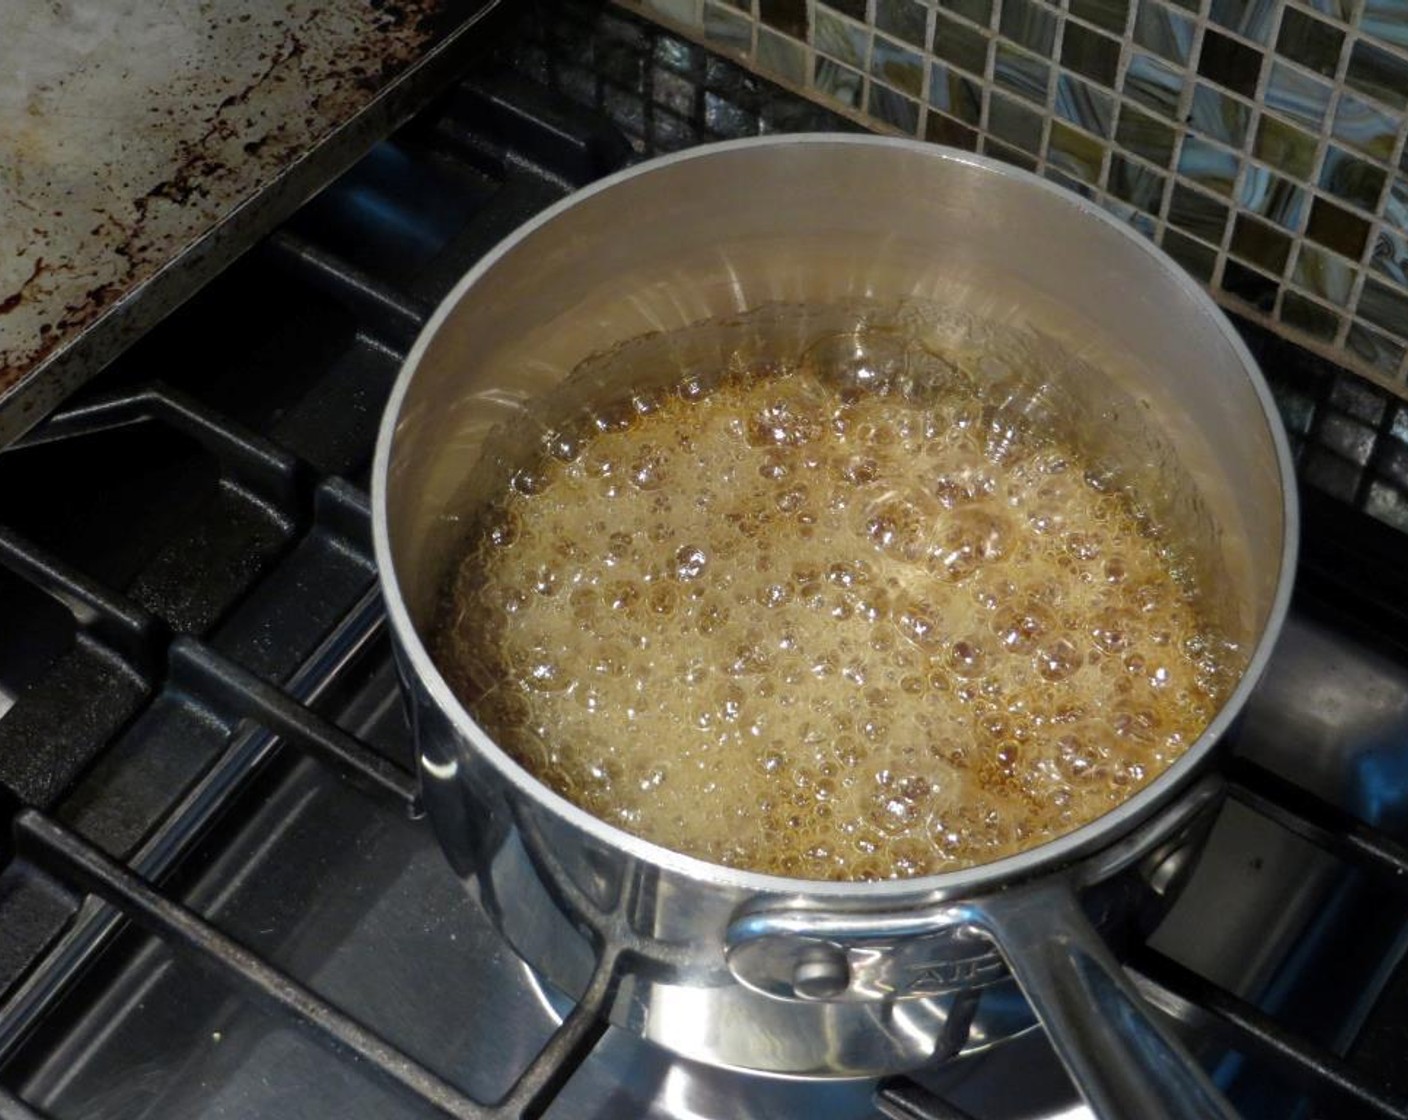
<box><xmin>968</xmin><ymin>877</ymin><xmax>1239</xmax><ymax>1120</ymax></box>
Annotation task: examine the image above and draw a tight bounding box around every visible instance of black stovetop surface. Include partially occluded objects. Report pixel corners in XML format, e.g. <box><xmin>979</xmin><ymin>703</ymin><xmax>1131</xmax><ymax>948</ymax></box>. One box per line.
<box><xmin>3</xmin><ymin>4</ymin><xmax>1408</xmax><ymax>1119</ymax></box>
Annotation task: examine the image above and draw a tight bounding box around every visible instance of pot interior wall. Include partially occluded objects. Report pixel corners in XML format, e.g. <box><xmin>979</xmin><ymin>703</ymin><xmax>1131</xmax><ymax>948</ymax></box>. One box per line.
<box><xmin>381</xmin><ymin>140</ymin><xmax>1286</xmax><ymax>659</ymax></box>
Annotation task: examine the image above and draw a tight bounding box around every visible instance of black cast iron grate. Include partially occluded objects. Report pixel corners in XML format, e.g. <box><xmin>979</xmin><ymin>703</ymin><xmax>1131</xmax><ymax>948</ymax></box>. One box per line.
<box><xmin>3</xmin><ymin>4</ymin><xmax>1408</xmax><ymax>1119</ymax></box>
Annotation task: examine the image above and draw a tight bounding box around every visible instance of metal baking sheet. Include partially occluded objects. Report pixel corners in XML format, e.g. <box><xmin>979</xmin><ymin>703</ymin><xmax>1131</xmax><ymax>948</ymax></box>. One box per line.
<box><xmin>0</xmin><ymin>0</ymin><xmax>501</xmax><ymax>447</ymax></box>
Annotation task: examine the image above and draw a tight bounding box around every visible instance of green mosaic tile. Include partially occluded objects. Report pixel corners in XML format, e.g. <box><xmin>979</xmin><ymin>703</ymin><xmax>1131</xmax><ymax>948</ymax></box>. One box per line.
<box><xmin>813</xmin><ymin>56</ymin><xmax>865</xmax><ymax>108</ymax></box>
<box><xmin>1231</xmin><ymin>213</ymin><xmax>1292</xmax><ymax>273</ymax></box>
<box><xmin>1359</xmin><ymin>277</ymin><xmax>1408</xmax><ymax>340</ymax></box>
<box><xmin>933</xmin><ymin>11</ymin><xmax>990</xmax><ymax>75</ymax></box>
<box><xmin>1275</xmin><ymin>7</ymin><xmax>1345</xmax><ymax>78</ymax></box>
<box><xmin>1125</xmin><ymin>51</ymin><xmax>1184</xmax><ymax>116</ymax></box>
<box><xmin>1116</xmin><ymin>101</ymin><xmax>1177</xmax><ymax>164</ymax></box>
<box><xmin>1178</xmin><ymin>135</ymin><xmax>1240</xmax><ymax>196</ymax></box>
<box><xmin>1162</xmin><ymin>227</ymin><xmax>1218</xmax><ymax>281</ymax></box>
<box><xmin>1306</xmin><ymin>195</ymin><xmax>1372</xmax><ymax>258</ymax></box>
<box><xmin>926</xmin><ymin>110</ymin><xmax>981</xmax><ymax>149</ymax></box>
<box><xmin>1281</xmin><ymin>291</ymin><xmax>1342</xmax><ymax>341</ymax></box>
<box><xmin>1000</xmin><ymin>0</ymin><xmax>1058</xmax><ymax>55</ymax></box>
<box><xmin>1319</xmin><ymin>145</ymin><xmax>1389</xmax><ymax>212</ymax></box>
<box><xmin>994</xmin><ymin>41</ymin><xmax>1051</xmax><ymax>105</ymax></box>
<box><xmin>1209</xmin><ymin>0</ymin><xmax>1277</xmax><ymax>43</ymax></box>
<box><xmin>1265</xmin><ymin>60</ymin><xmax>1333</xmax><ymax>131</ymax></box>
<box><xmin>1049</xmin><ymin>120</ymin><xmax>1105</xmax><ymax>182</ymax></box>
<box><xmin>819</xmin><ymin>0</ymin><xmax>867</xmax><ymax>16</ymax></box>
<box><xmin>1062</xmin><ymin>22</ymin><xmax>1122</xmax><ymax>87</ymax></box>
<box><xmin>986</xmin><ymin>137</ymin><xmax>1040</xmax><ymax>171</ymax></box>
<box><xmin>1109</xmin><ymin>152</ymin><xmax>1168</xmax><ymax>210</ymax></box>
<box><xmin>759</xmin><ymin>0</ymin><xmax>808</xmax><ymax>38</ymax></box>
<box><xmin>1070</xmin><ymin>0</ymin><xmax>1131</xmax><ymax>32</ymax></box>
<box><xmin>1346</xmin><ymin>39</ymin><xmax>1408</xmax><ymax>112</ymax></box>
<box><xmin>1333</xmin><ymin>94</ymin><xmax>1398</xmax><ymax>161</ymax></box>
<box><xmin>1198</xmin><ymin>28</ymin><xmax>1262</xmax><ymax>99</ymax></box>
<box><xmin>937</xmin><ymin>0</ymin><xmax>994</xmax><ymax>29</ymax></box>
<box><xmin>868</xmin><ymin>81</ymin><xmax>922</xmax><ymax>132</ymax></box>
<box><xmin>1169</xmin><ymin>180</ymin><xmax>1231</xmax><ymax>240</ymax></box>
<box><xmin>1254</xmin><ymin>114</ymin><xmax>1317</xmax><ymax>178</ymax></box>
<box><xmin>871</xmin><ymin>32</ymin><xmax>925</xmax><ymax>96</ymax></box>
<box><xmin>930</xmin><ymin>60</ymin><xmax>983</xmax><ymax>124</ymax></box>
<box><xmin>1055</xmin><ymin>72</ymin><xmax>1115</xmax><ymax>137</ymax></box>
<box><xmin>989</xmin><ymin>89</ymin><xmax>1045</xmax><ymax>151</ymax></box>
<box><xmin>815</xmin><ymin>6</ymin><xmax>869</xmax><ymax>67</ymax></box>
<box><xmin>1190</xmin><ymin>84</ymin><xmax>1251</xmax><ymax>148</ymax></box>
<box><xmin>756</xmin><ymin>26</ymin><xmax>807</xmax><ymax>85</ymax></box>
<box><xmin>1134</xmin><ymin>0</ymin><xmax>1194</xmax><ymax>64</ymax></box>
<box><xmin>1239</xmin><ymin>164</ymin><xmax>1307</xmax><ymax>230</ymax></box>
<box><xmin>876</xmin><ymin>0</ymin><xmax>930</xmax><ymax>48</ymax></box>
<box><xmin>1221</xmin><ymin>259</ymin><xmax>1279</xmax><ymax>311</ymax></box>
<box><xmin>1347</xmin><ymin>320</ymin><xmax>1407</xmax><ymax>375</ymax></box>
<box><xmin>1293</xmin><ymin>242</ymin><xmax>1356</xmax><ymax>305</ymax></box>
<box><xmin>704</xmin><ymin>2</ymin><xmax>752</xmax><ymax>50</ymax></box>
<box><xmin>1364</xmin><ymin>0</ymin><xmax>1408</xmax><ymax>53</ymax></box>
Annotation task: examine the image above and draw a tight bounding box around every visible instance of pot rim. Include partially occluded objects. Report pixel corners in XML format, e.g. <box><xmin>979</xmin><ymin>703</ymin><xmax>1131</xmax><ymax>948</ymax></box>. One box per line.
<box><xmin>371</xmin><ymin>132</ymin><xmax>1299</xmax><ymax>901</ymax></box>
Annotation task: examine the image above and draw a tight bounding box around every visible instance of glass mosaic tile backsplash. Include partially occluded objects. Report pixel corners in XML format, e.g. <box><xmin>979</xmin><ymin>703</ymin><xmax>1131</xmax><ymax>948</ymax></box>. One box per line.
<box><xmin>619</xmin><ymin>0</ymin><xmax>1408</xmax><ymax>393</ymax></box>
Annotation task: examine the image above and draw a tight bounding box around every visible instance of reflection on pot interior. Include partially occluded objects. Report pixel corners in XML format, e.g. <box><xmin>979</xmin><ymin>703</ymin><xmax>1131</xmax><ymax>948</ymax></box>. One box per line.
<box><xmin>432</xmin><ymin>303</ymin><xmax>1247</xmax><ymax>881</ymax></box>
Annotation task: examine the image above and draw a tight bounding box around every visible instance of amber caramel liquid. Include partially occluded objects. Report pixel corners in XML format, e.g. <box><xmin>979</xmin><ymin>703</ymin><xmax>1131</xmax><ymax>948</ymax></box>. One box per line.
<box><xmin>434</xmin><ymin>354</ymin><xmax>1241</xmax><ymax>880</ymax></box>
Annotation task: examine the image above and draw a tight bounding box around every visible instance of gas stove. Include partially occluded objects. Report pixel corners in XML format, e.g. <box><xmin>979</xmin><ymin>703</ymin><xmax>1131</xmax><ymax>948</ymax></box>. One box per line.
<box><xmin>3</xmin><ymin>4</ymin><xmax>1408</xmax><ymax>1119</ymax></box>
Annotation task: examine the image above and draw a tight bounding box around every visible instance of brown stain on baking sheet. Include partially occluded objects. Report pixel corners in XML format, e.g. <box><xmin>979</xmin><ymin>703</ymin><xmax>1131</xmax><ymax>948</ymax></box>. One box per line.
<box><xmin>0</xmin><ymin>0</ymin><xmax>450</xmax><ymax>403</ymax></box>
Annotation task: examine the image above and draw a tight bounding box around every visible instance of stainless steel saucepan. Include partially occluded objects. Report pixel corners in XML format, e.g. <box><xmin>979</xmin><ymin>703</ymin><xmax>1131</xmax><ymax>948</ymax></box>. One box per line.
<box><xmin>372</xmin><ymin>135</ymin><xmax>1297</xmax><ymax>1119</ymax></box>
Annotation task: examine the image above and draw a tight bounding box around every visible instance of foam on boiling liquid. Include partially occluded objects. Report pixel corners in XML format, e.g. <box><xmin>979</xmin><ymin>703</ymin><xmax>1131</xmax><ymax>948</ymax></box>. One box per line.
<box><xmin>434</xmin><ymin>335</ymin><xmax>1243</xmax><ymax>881</ymax></box>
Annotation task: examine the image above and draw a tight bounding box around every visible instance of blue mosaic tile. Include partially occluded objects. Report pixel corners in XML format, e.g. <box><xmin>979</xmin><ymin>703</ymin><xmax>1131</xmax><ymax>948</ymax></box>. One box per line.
<box><xmin>1055</xmin><ymin>72</ymin><xmax>1115</xmax><ymax>137</ymax></box>
<box><xmin>1265</xmin><ymin>61</ymin><xmax>1333</xmax><ymax>132</ymax></box>
<box><xmin>1363</xmin><ymin>0</ymin><xmax>1408</xmax><ymax>53</ymax></box>
<box><xmin>1104</xmin><ymin>197</ymin><xmax>1159</xmax><ymax>236</ymax></box>
<box><xmin>1134</xmin><ymin>0</ymin><xmax>1194</xmax><ymax>64</ymax></box>
<box><xmin>994</xmin><ymin>41</ymin><xmax>1051</xmax><ymax>105</ymax></box>
<box><xmin>1209</xmin><ymin>0</ymin><xmax>1277</xmax><ymax>44</ymax></box>
<box><xmin>1373</xmin><ymin>180</ymin><xmax>1408</xmax><ymax>288</ymax></box>
<box><xmin>1358</xmin><ymin>276</ymin><xmax>1408</xmax><ymax>341</ymax></box>
<box><xmin>1346</xmin><ymin>39</ymin><xmax>1408</xmax><ymax>113</ymax></box>
<box><xmin>871</xmin><ymin>32</ymin><xmax>925</xmax><ymax>96</ymax></box>
<box><xmin>1348</xmin><ymin>320</ymin><xmax>1407</xmax><ymax>375</ymax></box>
<box><xmin>1275</xmin><ymin>7</ymin><xmax>1345</xmax><ymax>78</ymax></box>
<box><xmin>1190</xmin><ymin>84</ymin><xmax>1251</xmax><ymax>148</ymax></box>
<box><xmin>1239</xmin><ymin>164</ymin><xmax>1307</xmax><ymax>230</ymax></box>
<box><xmin>1178</xmin><ymin>135</ymin><xmax>1241</xmax><ymax>196</ymax></box>
<box><xmin>930</xmin><ymin>60</ymin><xmax>983</xmax><ymax>124</ymax></box>
<box><xmin>1000</xmin><ymin>0</ymin><xmax>1058</xmax><ymax>55</ymax></box>
<box><xmin>1294</xmin><ymin>242</ymin><xmax>1357</xmax><ymax>305</ymax></box>
<box><xmin>1109</xmin><ymin>152</ymin><xmax>1168</xmax><ymax>211</ymax></box>
<box><xmin>813</xmin><ymin>56</ymin><xmax>865</xmax><ymax>108</ymax></box>
<box><xmin>1333</xmin><ymin>93</ymin><xmax>1399</xmax><ymax>161</ymax></box>
<box><xmin>1125</xmin><ymin>51</ymin><xmax>1185</xmax><ymax>117</ymax></box>
<box><xmin>1320</xmin><ymin>144</ymin><xmax>1389</xmax><ymax>212</ymax></box>
<box><xmin>814</xmin><ymin>6</ymin><xmax>870</xmax><ymax>67</ymax></box>
<box><xmin>868</xmin><ymin>82</ymin><xmax>922</xmax><ymax>132</ymax></box>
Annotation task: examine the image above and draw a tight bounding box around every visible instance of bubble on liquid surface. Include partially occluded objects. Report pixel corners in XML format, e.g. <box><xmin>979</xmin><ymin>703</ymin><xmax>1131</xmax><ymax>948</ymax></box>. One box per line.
<box><xmin>433</xmin><ymin>336</ymin><xmax>1241</xmax><ymax>882</ymax></box>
